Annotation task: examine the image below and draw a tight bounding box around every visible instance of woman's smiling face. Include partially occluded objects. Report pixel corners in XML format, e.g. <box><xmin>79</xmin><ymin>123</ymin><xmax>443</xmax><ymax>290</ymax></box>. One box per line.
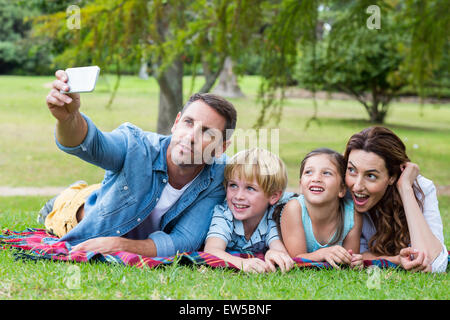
<box><xmin>345</xmin><ymin>149</ymin><xmax>396</xmax><ymax>213</ymax></box>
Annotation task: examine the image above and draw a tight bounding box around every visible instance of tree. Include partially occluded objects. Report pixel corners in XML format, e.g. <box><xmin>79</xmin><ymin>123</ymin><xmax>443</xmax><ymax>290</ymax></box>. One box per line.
<box><xmin>32</xmin><ymin>0</ymin><xmax>266</xmax><ymax>134</ymax></box>
<box><xmin>255</xmin><ymin>0</ymin><xmax>319</xmax><ymax>127</ymax></box>
<box><xmin>256</xmin><ymin>0</ymin><xmax>450</xmax><ymax>126</ymax></box>
<box><xmin>0</xmin><ymin>0</ymin><xmax>94</xmax><ymax>75</ymax></box>
<box><xmin>0</xmin><ymin>0</ymin><xmax>52</xmax><ymax>74</ymax></box>
<box><xmin>297</xmin><ymin>4</ymin><xmax>409</xmax><ymax>123</ymax></box>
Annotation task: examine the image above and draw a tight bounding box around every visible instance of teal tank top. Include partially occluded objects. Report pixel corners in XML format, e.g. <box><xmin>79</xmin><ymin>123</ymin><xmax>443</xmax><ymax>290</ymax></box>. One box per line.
<box><xmin>295</xmin><ymin>194</ymin><xmax>354</xmax><ymax>253</ymax></box>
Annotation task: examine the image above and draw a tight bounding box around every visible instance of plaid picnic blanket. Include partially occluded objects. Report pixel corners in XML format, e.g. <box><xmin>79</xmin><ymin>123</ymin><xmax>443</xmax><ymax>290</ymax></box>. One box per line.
<box><xmin>0</xmin><ymin>228</ymin><xmax>431</xmax><ymax>270</ymax></box>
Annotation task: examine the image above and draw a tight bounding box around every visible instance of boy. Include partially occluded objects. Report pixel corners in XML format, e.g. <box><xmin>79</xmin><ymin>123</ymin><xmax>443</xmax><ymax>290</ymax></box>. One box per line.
<box><xmin>204</xmin><ymin>148</ymin><xmax>294</xmax><ymax>273</ymax></box>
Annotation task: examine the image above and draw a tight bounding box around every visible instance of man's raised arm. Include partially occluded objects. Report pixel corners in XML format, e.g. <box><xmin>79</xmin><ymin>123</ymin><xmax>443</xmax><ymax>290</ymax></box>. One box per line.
<box><xmin>46</xmin><ymin>70</ymin><xmax>87</xmax><ymax>147</ymax></box>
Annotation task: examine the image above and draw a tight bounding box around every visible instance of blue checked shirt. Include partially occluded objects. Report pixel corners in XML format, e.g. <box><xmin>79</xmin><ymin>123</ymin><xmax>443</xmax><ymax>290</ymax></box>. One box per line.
<box><xmin>206</xmin><ymin>200</ymin><xmax>280</xmax><ymax>253</ymax></box>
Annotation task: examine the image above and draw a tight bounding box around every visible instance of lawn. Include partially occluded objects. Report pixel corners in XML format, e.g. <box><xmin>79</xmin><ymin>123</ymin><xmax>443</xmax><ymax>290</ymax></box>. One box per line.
<box><xmin>0</xmin><ymin>196</ymin><xmax>449</xmax><ymax>300</ymax></box>
<box><xmin>0</xmin><ymin>75</ymin><xmax>449</xmax><ymax>300</ymax></box>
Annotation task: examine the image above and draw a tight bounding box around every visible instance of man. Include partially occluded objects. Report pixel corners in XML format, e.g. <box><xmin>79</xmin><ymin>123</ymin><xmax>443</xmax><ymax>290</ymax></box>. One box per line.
<box><xmin>44</xmin><ymin>70</ymin><xmax>237</xmax><ymax>257</ymax></box>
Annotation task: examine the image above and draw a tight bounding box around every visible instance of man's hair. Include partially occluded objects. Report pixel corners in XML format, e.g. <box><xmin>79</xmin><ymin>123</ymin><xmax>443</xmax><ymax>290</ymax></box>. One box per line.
<box><xmin>182</xmin><ymin>93</ymin><xmax>237</xmax><ymax>140</ymax></box>
<box><xmin>224</xmin><ymin>148</ymin><xmax>287</xmax><ymax>197</ymax></box>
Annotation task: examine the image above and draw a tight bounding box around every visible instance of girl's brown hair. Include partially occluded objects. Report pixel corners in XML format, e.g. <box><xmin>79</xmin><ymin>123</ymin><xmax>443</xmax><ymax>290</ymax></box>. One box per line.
<box><xmin>273</xmin><ymin>148</ymin><xmax>347</xmax><ymax>246</ymax></box>
<box><xmin>344</xmin><ymin>126</ymin><xmax>424</xmax><ymax>256</ymax></box>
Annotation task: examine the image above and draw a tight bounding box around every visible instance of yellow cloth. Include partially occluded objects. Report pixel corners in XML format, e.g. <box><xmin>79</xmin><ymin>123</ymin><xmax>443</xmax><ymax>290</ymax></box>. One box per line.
<box><xmin>45</xmin><ymin>182</ymin><xmax>101</xmax><ymax>238</ymax></box>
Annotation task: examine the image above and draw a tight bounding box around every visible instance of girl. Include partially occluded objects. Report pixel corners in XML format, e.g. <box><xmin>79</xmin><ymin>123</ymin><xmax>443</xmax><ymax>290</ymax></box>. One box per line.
<box><xmin>344</xmin><ymin>126</ymin><xmax>447</xmax><ymax>273</ymax></box>
<box><xmin>275</xmin><ymin>148</ymin><xmax>363</xmax><ymax>268</ymax></box>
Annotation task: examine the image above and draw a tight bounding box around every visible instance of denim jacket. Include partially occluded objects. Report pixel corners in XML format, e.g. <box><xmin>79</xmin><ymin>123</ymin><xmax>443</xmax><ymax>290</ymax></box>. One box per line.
<box><xmin>56</xmin><ymin>113</ymin><xmax>226</xmax><ymax>257</ymax></box>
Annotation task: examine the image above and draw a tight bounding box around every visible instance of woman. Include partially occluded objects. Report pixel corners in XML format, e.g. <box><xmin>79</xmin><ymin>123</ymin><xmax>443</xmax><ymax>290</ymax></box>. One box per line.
<box><xmin>344</xmin><ymin>126</ymin><xmax>447</xmax><ymax>273</ymax></box>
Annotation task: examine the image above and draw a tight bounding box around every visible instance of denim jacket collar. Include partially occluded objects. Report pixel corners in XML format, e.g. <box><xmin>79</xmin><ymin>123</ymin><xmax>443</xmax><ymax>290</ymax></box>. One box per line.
<box><xmin>152</xmin><ymin>135</ymin><xmax>170</xmax><ymax>173</ymax></box>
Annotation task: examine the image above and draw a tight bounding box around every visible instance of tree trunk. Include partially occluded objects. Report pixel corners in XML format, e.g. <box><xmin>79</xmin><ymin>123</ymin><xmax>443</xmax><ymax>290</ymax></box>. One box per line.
<box><xmin>156</xmin><ymin>57</ymin><xmax>183</xmax><ymax>135</ymax></box>
<box><xmin>368</xmin><ymin>102</ymin><xmax>387</xmax><ymax>123</ymax></box>
<box><xmin>368</xmin><ymin>89</ymin><xmax>388</xmax><ymax>123</ymax></box>
<box><xmin>198</xmin><ymin>56</ymin><xmax>226</xmax><ymax>94</ymax></box>
<box><xmin>154</xmin><ymin>2</ymin><xmax>185</xmax><ymax>135</ymax></box>
<box><xmin>212</xmin><ymin>57</ymin><xmax>245</xmax><ymax>98</ymax></box>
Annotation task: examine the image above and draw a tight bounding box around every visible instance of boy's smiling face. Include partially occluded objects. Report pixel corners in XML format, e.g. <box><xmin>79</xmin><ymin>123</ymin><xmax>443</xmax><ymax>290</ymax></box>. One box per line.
<box><xmin>226</xmin><ymin>175</ymin><xmax>281</xmax><ymax>225</ymax></box>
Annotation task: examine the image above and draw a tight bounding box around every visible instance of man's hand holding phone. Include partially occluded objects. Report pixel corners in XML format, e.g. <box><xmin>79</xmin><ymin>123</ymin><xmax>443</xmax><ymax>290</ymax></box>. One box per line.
<box><xmin>46</xmin><ymin>66</ymin><xmax>99</xmax><ymax>148</ymax></box>
<box><xmin>46</xmin><ymin>66</ymin><xmax>99</xmax><ymax>123</ymax></box>
<box><xmin>46</xmin><ymin>70</ymin><xmax>81</xmax><ymax>123</ymax></box>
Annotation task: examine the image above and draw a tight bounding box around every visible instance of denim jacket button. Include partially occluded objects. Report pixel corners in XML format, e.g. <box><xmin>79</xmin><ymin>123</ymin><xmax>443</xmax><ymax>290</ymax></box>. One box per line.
<box><xmin>116</xmin><ymin>230</ymin><xmax>121</xmax><ymax>234</ymax></box>
<box><xmin>162</xmin><ymin>178</ymin><xmax>167</xmax><ymax>183</ymax></box>
<box><xmin>123</xmin><ymin>186</ymin><xmax>128</xmax><ymax>191</ymax></box>
<box><xmin>137</xmin><ymin>218</ymin><xmax>141</xmax><ymax>222</ymax></box>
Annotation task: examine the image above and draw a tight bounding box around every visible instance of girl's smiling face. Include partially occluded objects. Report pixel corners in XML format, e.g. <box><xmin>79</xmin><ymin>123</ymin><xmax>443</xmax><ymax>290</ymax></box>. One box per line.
<box><xmin>300</xmin><ymin>154</ymin><xmax>346</xmax><ymax>205</ymax></box>
<box><xmin>345</xmin><ymin>149</ymin><xmax>396</xmax><ymax>213</ymax></box>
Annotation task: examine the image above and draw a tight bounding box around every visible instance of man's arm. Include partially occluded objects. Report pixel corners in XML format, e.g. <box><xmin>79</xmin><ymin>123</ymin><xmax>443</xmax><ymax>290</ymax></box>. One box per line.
<box><xmin>47</xmin><ymin>70</ymin><xmax>128</xmax><ymax>172</ymax></box>
<box><xmin>71</xmin><ymin>237</ymin><xmax>157</xmax><ymax>257</ymax></box>
<box><xmin>72</xmin><ymin>184</ymin><xmax>226</xmax><ymax>257</ymax></box>
<box><xmin>46</xmin><ymin>70</ymin><xmax>87</xmax><ymax>147</ymax></box>
<box><xmin>56</xmin><ymin>112</ymin><xmax>88</xmax><ymax>148</ymax></box>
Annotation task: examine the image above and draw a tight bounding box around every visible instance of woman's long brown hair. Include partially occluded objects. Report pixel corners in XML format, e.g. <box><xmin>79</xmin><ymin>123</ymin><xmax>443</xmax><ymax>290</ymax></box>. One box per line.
<box><xmin>344</xmin><ymin>127</ymin><xmax>424</xmax><ymax>256</ymax></box>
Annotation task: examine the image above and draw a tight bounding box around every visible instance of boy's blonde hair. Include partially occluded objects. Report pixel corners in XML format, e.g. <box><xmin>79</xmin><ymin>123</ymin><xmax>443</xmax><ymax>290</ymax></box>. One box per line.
<box><xmin>224</xmin><ymin>148</ymin><xmax>287</xmax><ymax>196</ymax></box>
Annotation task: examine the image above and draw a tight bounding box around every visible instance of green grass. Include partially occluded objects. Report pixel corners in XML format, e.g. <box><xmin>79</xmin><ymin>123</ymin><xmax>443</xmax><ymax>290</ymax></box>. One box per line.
<box><xmin>0</xmin><ymin>195</ymin><xmax>449</xmax><ymax>300</ymax></box>
<box><xmin>0</xmin><ymin>253</ymin><xmax>447</xmax><ymax>300</ymax></box>
<box><xmin>0</xmin><ymin>75</ymin><xmax>449</xmax><ymax>300</ymax></box>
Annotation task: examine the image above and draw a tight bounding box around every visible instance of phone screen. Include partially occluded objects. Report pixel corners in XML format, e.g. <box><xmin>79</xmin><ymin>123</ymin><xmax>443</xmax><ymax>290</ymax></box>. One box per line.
<box><xmin>62</xmin><ymin>66</ymin><xmax>100</xmax><ymax>94</ymax></box>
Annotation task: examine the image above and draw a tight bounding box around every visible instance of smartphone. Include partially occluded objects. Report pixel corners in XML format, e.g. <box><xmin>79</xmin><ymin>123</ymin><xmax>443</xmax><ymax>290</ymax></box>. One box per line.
<box><xmin>61</xmin><ymin>66</ymin><xmax>100</xmax><ymax>94</ymax></box>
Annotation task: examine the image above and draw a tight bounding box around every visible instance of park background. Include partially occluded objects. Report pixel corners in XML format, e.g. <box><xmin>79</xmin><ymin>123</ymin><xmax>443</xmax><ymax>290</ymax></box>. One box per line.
<box><xmin>0</xmin><ymin>0</ymin><xmax>448</xmax><ymax>299</ymax></box>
